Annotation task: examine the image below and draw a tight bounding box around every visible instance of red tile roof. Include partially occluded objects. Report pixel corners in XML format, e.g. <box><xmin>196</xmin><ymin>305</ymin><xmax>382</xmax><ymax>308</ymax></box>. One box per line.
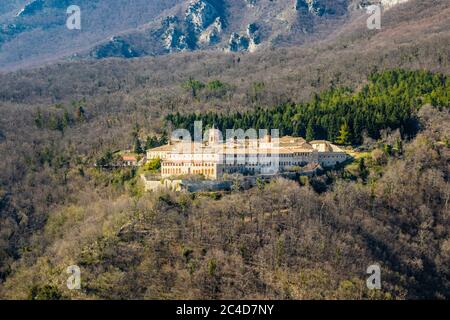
<box><xmin>122</xmin><ymin>155</ymin><xmax>137</xmax><ymax>161</ymax></box>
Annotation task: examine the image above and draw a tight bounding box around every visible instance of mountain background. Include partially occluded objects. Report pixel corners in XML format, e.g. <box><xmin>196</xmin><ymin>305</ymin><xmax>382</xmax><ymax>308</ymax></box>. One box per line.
<box><xmin>0</xmin><ymin>0</ymin><xmax>448</xmax><ymax>111</ymax></box>
<box><xmin>0</xmin><ymin>0</ymin><xmax>423</xmax><ymax>71</ymax></box>
<box><xmin>0</xmin><ymin>0</ymin><xmax>182</xmax><ymax>70</ymax></box>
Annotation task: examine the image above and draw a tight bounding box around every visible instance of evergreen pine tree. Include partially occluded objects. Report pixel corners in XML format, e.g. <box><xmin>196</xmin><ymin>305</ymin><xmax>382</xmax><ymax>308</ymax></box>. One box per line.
<box><xmin>336</xmin><ymin>122</ymin><xmax>351</xmax><ymax>145</ymax></box>
<box><xmin>394</xmin><ymin>138</ymin><xmax>403</xmax><ymax>155</ymax></box>
<box><xmin>306</xmin><ymin>121</ymin><xmax>315</xmax><ymax>142</ymax></box>
<box><xmin>134</xmin><ymin>138</ymin><xmax>143</xmax><ymax>154</ymax></box>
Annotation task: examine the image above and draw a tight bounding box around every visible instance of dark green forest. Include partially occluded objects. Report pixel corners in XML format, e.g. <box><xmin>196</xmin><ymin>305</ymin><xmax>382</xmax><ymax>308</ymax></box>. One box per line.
<box><xmin>167</xmin><ymin>70</ymin><xmax>450</xmax><ymax>144</ymax></box>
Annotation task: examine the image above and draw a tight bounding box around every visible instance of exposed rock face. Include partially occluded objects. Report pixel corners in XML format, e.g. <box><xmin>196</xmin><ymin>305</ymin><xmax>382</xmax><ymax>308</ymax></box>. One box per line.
<box><xmin>185</xmin><ymin>0</ymin><xmax>220</xmax><ymax>35</ymax></box>
<box><xmin>159</xmin><ymin>0</ymin><xmax>223</xmax><ymax>50</ymax></box>
<box><xmin>295</xmin><ymin>0</ymin><xmax>309</xmax><ymax>11</ymax></box>
<box><xmin>381</xmin><ymin>0</ymin><xmax>410</xmax><ymax>9</ymax></box>
<box><xmin>161</xmin><ymin>16</ymin><xmax>189</xmax><ymax>52</ymax></box>
<box><xmin>17</xmin><ymin>0</ymin><xmax>73</xmax><ymax>17</ymax></box>
<box><xmin>163</xmin><ymin>27</ymin><xmax>189</xmax><ymax>52</ymax></box>
<box><xmin>228</xmin><ymin>32</ymin><xmax>249</xmax><ymax>52</ymax></box>
<box><xmin>198</xmin><ymin>17</ymin><xmax>223</xmax><ymax>45</ymax></box>
<box><xmin>0</xmin><ymin>0</ymin><xmax>425</xmax><ymax>68</ymax></box>
<box><xmin>1</xmin><ymin>0</ymin><xmax>73</xmax><ymax>47</ymax></box>
<box><xmin>228</xmin><ymin>23</ymin><xmax>261</xmax><ymax>52</ymax></box>
<box><xmin>354</xmin><ymin>0</ymin><xmax>411</xmax><ymax>10</ymax></box>
<box><xmin>247</xmin><ymin>23</ymin><xmax>260</xmax><ymax>44</ymax></box>
<box><xmin>1</xmin><ymin>0</ymin><xmax>186</xmax><ymax>69</ymax></box>
<box><xmin>295</xmin><ymin>0</ymin><xmax>325</xmax><ymax>16</ymax></box>
<box><xmin>247</xmin><ymin>23</ymin><xmax>261</xmax><ymax>52</ymax></box>
<box><xmin>17</xmin><ymin>0</ymin><xmax>45</xmax><ymax>17</ymax></box>
<box><xmin>92</xmin><ymin>37</ymin><xmax>141</xmax><ymax>59</ymax></box>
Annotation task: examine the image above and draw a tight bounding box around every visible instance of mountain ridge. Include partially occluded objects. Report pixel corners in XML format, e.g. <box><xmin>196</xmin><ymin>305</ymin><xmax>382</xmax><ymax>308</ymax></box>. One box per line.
<box><xmin>0</xmin><ymin>0</ymin><xmax>414</xmax><ymax>71</ymax></box>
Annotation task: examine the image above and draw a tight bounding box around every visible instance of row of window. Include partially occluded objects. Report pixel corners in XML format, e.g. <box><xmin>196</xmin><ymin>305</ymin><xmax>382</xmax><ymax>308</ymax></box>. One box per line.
<box><xmin>280</xmin><ymin>162</ymin><xmax>308</xmax><ymax>166</ymax></box>
<box><xmin>161</xmin><ymin>168</ymin><xmax>215</xmax><ymax>176</ymax></box>
<box><xmin>162</xmin><ymin>155</ymin><xmax>345</xmax><ymax>169</ymax></box>
<box><xmin>280</xmin><ymin>153</ymin><xmax>310</xmax><ymax>157</ymax></box>
<box><xmin>192</xmin><ymin>169</ymin><xmax>215</xmax><ymax>176</ymax></box>
<box><xmin>320</xmin><ymin>154</ymin><xmax>346</xmax><ymax>159</ymax></box>
<box><xmin>165</xmin><ymin>153</ymin><xmax>344</xmax><ymax>161</ymax></box>
<box><xmin>162</xmin><ymin>168</ymin><xmax>182</xmax><ymax>175</ymax></box>
<box><xmin>163</xmin><ymin>162</ymin><xmax>215</xmax><ymax>167</ymax></box>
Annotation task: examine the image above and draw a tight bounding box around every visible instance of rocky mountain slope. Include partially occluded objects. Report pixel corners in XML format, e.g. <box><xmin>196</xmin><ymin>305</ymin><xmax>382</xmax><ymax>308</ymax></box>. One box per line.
<box><xmin>0</xmin><ymin>0</ymin><xmax>445</xmax><ymax>107</ymax></box>
<box><xmin>0</xmin><ymin>0</ymin><xmax>183</xmax><ymax>70</ymax></box>
<box><xmin>84</xmin><ymin>0</ymin><xmax>358</xmax><ymax>57</ymax></box>
<box><xmin>0</xmin><ymin>0</ymin><xmax>412</xmax><ymax>71</ymax></box>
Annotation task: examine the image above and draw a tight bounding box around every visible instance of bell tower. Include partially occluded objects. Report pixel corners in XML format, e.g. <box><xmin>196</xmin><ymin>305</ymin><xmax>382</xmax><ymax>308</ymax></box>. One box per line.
<box><xmin>208</xmin><ymin>125</ymin><xmax>221</xmax><ymax>145</ymax></box>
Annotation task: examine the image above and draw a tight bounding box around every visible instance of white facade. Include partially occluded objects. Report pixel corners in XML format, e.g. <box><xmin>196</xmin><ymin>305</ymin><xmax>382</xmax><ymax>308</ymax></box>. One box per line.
<box><xmin>148</xmin><ymin>131</ymin><xmax>349</xmax><ymax>180</ymax></box>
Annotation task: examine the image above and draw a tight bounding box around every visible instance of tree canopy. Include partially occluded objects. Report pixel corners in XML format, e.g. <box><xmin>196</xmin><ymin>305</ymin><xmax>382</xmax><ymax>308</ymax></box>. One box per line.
<box><xmin>167</xmin><ymin>70</ymin><xmax>450</xmax><ymax>145</ymax></box>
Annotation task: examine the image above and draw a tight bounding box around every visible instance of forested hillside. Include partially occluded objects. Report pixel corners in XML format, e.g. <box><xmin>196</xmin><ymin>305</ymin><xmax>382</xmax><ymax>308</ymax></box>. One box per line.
<box><xmin>1</xmin><ymin>104</ymin><xmax>449</xmax><ymax>299</ymax></box>
<box><xmin>0</xmin><ymin>67</ymin><xmax>449</xmax><ymax>299</ymax></box>
<box><xmin>0</xmin><ymin>0</ymin><xmax>449</xmax><ymax>300</ymax></box>
<box><xmin>167</xmin><ymin>70</ymin><xmax>450</xmax><ymax>144</ymax></box>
